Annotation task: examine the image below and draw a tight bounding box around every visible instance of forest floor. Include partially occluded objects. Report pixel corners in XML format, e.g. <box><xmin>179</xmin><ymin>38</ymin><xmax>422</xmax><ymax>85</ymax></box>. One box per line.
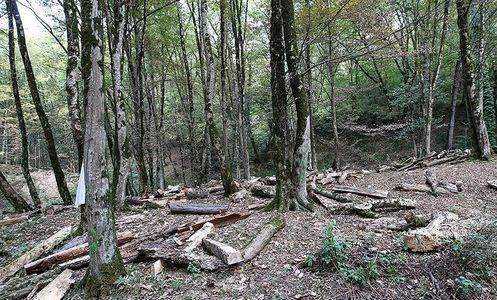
<box><xmin>1</xmin><ymin>159</ymin><xmax>497</xmax><ymax>299</ymax></box>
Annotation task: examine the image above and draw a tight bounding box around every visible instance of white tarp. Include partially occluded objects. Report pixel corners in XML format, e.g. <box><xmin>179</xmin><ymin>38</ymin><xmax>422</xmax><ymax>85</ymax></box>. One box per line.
<box><xmin>74</xmin><ymin>165</ymin><xmax>85</xmax><ymax>207</ymax></box>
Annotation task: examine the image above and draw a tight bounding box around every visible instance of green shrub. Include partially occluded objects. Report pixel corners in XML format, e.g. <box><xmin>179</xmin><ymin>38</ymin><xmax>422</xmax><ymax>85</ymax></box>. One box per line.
<box><xmin>456</xmin><ymin>275</ymin><xmax>482</xmax><ymax>297</ymax></box>
<box><xmin>321</xmin><ymin>221</ymin><xmax>350</xmax><ymax>268</ymax></box>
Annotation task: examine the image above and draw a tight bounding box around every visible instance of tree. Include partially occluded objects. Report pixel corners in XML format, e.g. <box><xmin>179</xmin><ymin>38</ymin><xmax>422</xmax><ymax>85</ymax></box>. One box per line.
<box><xmin>7</xmin><ymin>0</ymin><xmax>40</xmax><ymax>208</ymax></box>
<box><xmin>63</xmin><ymin>0</ymin><xmax>84</xmax><ymax>168</ymax></box>
<box><xmin>81</xmin><ymin>0</ymin><xmax>125</xmax><ymax>293</ymax></box>
<box><xmin>9</xmin><ymin>0</ymin><xmax>73</xmax><ymax>205</ymax></box>
<box><xmin>456</xmin><ymin>0</ymin><xmax>491</xmax><ymax>160</ymax></box>
<box><xmin>0</xmin><ymin>170</ymin><xmax>32</xmax><ymax>212</ymax></box>
<box><xmin>267</xmin><ymin>0</ymin><xmax>289</xmax><ymax>211</ymax></box>
<box><xmin>281</xmin><ymin>0</ymin><xmax>313</xmax><ymax>211</ymax></box>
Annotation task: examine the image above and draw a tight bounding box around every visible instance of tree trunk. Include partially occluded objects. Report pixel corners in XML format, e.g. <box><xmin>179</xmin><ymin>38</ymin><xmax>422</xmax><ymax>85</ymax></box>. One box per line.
<box><xmin>266</xmin><ymin>0</ymin><xmax>288</xmax><ymax>211</ymax></box>
<box><xmin>7</xmin><ymin>0</ymin><xmax>40</xmax><ymax>208</ymax></box>
<box><xmin>493</xmin><ymin>61</ymin><xmax>497</xmax><ymax>139</ymax></box>
<box><xmin>305</xmin><ymin>0</ymin><xmax>316</xmax><ymax>171</ymax></box>
<box><xmin>456</xmin><ymin>0</ymin><xmax>491</xmax><ymax>160</ymax></box>
<box><xmin>281</xmin><ymin>0</ymin><xmax>313</xmax><ymax>211</ymax></box>
<box><xmin>81</xmin><ymin>0</ymin><xmax>125</xmax><ymax>293</ymax></box>
<box><xmin>0</xmin><ymin>170</ymin><xmax>32</xmax><ymax>212</ymax></box>
<box><xmin>177</xmin><ymin>3</ymin><xmax>197</xmax><ymax>180</ymax></box>
<box><xmin>10</xmin><ymin>0</ymin><xmax>72</xmax><ymax>205</ymax></box>
<box><xmin>447</xmin><ymin>58</ymin><xmax>462</xmax><ymax>151</ymax></box>
<box><xmin>63</xmin><ymin>0</ymin><xmax>84</xmax><ymax>168</ymax></box>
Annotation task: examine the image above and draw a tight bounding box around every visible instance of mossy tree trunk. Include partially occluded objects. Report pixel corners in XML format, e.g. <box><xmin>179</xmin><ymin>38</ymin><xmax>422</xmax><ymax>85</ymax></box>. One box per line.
<box><xmin>0</xmin><ymin>170</ymin><xmax>32</xmax><ymax>212</ymax></box>
<box><xmin>281</xmin><ymin>0</ymin><xmax>313</xmax><ymax>211</ymax></box>
<box><xmin>10</xmin><ymin>0</ymin><xmax>72</xmax><ymax>205</ymax></box>
<box><xmin>266</xmin><ymin>0</ymin><xmax>289</xmax><ymax>211</ymax></box>
<box><xmin>81</xmin><ymin>0</ymin><xmax>125</xmax><ymax>294</ymax></box>
<box><xmin>456</xmin><ymin>0</ymin><xmax>491</xmax><ymax>160</ymax></box>
<box><xmin>106</xmin><ymin>0</ymin><xmax>129</xmax><ymax>209</ymax></box>
<box><xmin>7</xmin><ymin>0</ymin><xmax>40</xmax><ymax>208</ymax></box>
<box><xmin>63</xmin><ymin>0</ymin><xmax>84</xmax><ymax>169</ymax></box>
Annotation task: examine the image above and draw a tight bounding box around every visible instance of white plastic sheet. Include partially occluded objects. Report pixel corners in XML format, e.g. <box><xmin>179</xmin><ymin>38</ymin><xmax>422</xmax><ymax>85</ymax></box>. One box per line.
<box><xmin>74</xmin><ymin>164</ymin><xmax>85</xmax><ymax>207</ymax></box>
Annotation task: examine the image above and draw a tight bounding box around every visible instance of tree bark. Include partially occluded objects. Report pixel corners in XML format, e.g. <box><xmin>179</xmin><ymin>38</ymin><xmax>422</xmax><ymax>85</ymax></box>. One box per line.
<box><xmin>456</xmin><ymin>0</ymin><xmax>491</xmax><ymax>160</ymax></box>
<box><xmin>63</xmin><ymin>0</ymin><xmax>84</xmax><ymax>168</ymax></box>
<box><xmin>81</xmin><ymin>0</ymin><xmax>125</xmax><ymax>293</ymax></box>
<box><xmin>7</xmin><ymin>0</ymin><xmax>40</xmax><ymax>208</ymax></box>
<box><xmin>0</xmin><ymin>170</ymin><xmax>32</xmax><ymax>212</ymax></box>
<box><xmin>10</xmin><ymin>0</ymin><xmax>72</xmax><ymax>205</ymax></box>
<box><xmin>493</xmin><ymin>61</ymin><xmax>497</xmax><ymax>139</ymax></box>
<box><xmin>281</xmin><ymin>0</ymin><xmax>313</xmax><ymax>211</ymax></box>
<box><xmin>447</xmin><ymin>58</ymin><xmax>462</xmax><ymax>151</ymax></box>
<box><xmin>266</xmin><ymin>0</ymin><xmax>289</xmax><ymax>212</ymax></box>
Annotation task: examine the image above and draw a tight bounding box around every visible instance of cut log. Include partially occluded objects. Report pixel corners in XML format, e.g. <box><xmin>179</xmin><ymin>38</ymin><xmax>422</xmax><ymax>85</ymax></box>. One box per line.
<box><xmin>404</xmin><ymin>211</ymin><xmax>431</xmax><ymax>228</ymax></box>
<box><xmin>250</xmin><ymin>184</ymin><xmax>276</xmax><ymax>198</ymax></box>
<box><xmin>330</xmin><ymin>185</ymin><xmax>389</xmax><ymax>199</ymax></box>
<box><xmin>403</xmin><ymin>212</ymin><xmax>459</xmax><ymax>252</ymax></box>
<box><xmin>184</xmin><ymin>222</ymin><xmax>214</xmax><ymax>252</ymax></box>
<box><xmin>0</xmin><ymin>226</ymin><xmax>72</xmax><ymax>282</ymax></box>
<box><xmin>208</xmin><ymin>185</ymin><xmax>225</xmax><ymax>194</ymax></box>
<box><xmin>337</xmin><ymin>171</ymin><xmax>349</xmax><ymax>184</ymax></box>
<box><xmin>424</xmin><ymin>169</ymin><xmax>438</xmax><ymax>195</ymax></box>
<box><xmin>487</xmin><ymin>180</ymin><xmax>497</xmax><ymax>190</ymax></box>
<box><xmin>32</xmin><ymin>269</ymin><xmax>74</xmax><ymax>300</ymax></box>
<box><xmin>185</xmin><ymin>188</ymin><xmax>209</xmax><ymax>199</ymax></box>
<box><xmin>329</xmin><ymin>199</ymin><xmax>416</xmax><ymax>218</ymax></box>
<box><xmin>168</xmin><ymin>202</ymin><xmax>229</xmax><ymax>215</ymax></box>
<box><xmin>175</xmin><ymin>212</ymin><xmax>251</xmax><ymax>235</ymax></box>
<box><xmin>243</xmin><ymin>220</ymin><xmax>284</xmax><ymax>261</ymax></box>
<box><xmin>230</xmin><ymin>189</ymin><xmax>249</xmax><ymax>203</ymax></box>
<box><xmin>359</xmin><ymin>217</ymin><xmax>409</xmax><ymax>232</ymax></box>
<box><xmin>202</xmin><ymin>239</ymin><xmax>243</xmax><ymax>265</ymax></box>
<box><xmin>313</xmin><ymin>187</ymin><xmax>352</xmax><ymax>203</ymax></box>
<box><xmin>0</xmin><ymin>268</ymin><xmax>60</xmax><ymax>300</ymax></box>
<box><xmin>24</xmin><ymin>231</ymin><xmax>134</xmax><ymax>274</ymax></box>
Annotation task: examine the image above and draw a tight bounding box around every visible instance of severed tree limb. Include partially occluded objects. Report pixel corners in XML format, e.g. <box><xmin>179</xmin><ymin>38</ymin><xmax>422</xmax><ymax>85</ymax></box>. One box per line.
<box><xmin>328</xmin><ymin>199</ymin><xmax>416</xmax><ymax>219</ymax></box>
<box><xmin>313</xmin><ymin>187</ymin><xmax>352</xmax><ymax>203</ymax></box>
<box><xmin>0</xmin><ymin>226</ymin><xmax>73</xmax><ymax>282</ymax></box>
<box><xmin>329</xmin><ymin>184</ymin><xmax>389</xmax><ymax>199</ymax></box>
<box><xmin>243</xmin><ymin>218</ymin><xmax>285</xmax><ymax>261</ymax></box>
<box><xmin>168</xmin><ymin>202</ymin><xmax>229</xmax><ymax>215</ymax></box>
<box><xmin>202</xmin><ymin>239</ymin><xmax>243</xmax><ymax>265</ymax></box>
<box><xmin>31</xmin><ymin>269</ymin><xmax>74</xmax><ymax>300</ymax></box>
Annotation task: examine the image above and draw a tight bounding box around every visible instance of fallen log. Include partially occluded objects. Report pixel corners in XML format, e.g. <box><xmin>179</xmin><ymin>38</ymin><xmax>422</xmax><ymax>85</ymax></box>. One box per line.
<box><xmin>328</xmin><ymin>199</ymin><xmax>416</xmax><ymax>218</ymax></box>
<box><xmin>0</xmin><ymin>226</ymin><xmax>72</xmax><ymax>282</ymax></box>
<box><xmin>250</xmin><ymin>184</ymin><xmax>276</xmax><ymax>198</ymax></box>
<box><xmin>185</xmin><ymin>188</ymin><xmax>209</xmax><ymax>199</ymax></box>
<box><xmin>230</xmin><ymin>189</ymin><xmax>249</xmax><ymax>203</ymax></box>
<box><xmin>0</xmin><ymin>268</ymin><xmax>60</xmax><ymax>300</ymax></box>
<box><xmin>248</xmin><ymin>202</ymin><xmax>269</xmax><ymax>210</ymax></box>
<box><xmin>313</xmin><ymin>187</ymin><xmax>352</xmax><ymax>203</ymax></box>
<box><xmin>24</xmin><ymin>231</ymin><xmax>134</xmax><ymax>274</ymax></box>
<box><xmin>175</xmin><ymin>211</ymin><xmax>251</xmax><ymax>235</ymax></box>
<box><xmin>403</xmin><ymin>211</ymin><xmax>459</xmax><ymax>252</ymax></box>
<box><xmin>202</xmin><ymin>239</ymin><xmax>243</xmax><ymax>265</ymax></box>
<box><xmin>168</xmin><ymin>202</ymin><xmax>229</xmax><ymax>215</ymax></box>
<box><xmin>208</xmin><ymin>185</ymin><xmax>225</xmax><ymax>194</ymax></box>
<box><xmin>243</xmin><ymin>220</ymin><xmax>284</xmax><ymax>261</ymax></box>
<box><xmin>330</xmin><ymin>185</ymin><xmax>389</xmax><ymax>199</ymax></box>
<box><xmin>0</xmin><ymin>215</ymin><xmax>29</xmax><ymax>227</ymax></box>
<box><xmin>184</xmin><ymin>222</ymin><xmax>214</xmax><ymax>252</ymax></box>
<box><xmin>32</xmin><ymin>269</ymin><xmax>74</xmax><ymax>300</ymax></box>
<box><xmin>151</xmin><ymin>259</ymin><xmax>164</xmax><ymax>276</ymax></box>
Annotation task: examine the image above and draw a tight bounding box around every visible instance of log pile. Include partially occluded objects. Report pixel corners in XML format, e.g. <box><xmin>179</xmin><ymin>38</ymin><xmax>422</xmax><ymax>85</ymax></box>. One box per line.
<box><xmin>377</xmin><ymin>149</ymin><xmax>471</xmax><ymax>173</ymax></box>
<box><xmin>395</xmin><ymin>169</ymin><xmax>463</xmax><ymax>195</ymax></box>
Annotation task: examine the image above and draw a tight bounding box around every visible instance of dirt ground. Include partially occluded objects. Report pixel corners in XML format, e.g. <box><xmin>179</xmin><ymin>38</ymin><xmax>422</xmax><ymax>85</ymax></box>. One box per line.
<box><xmin>1</xmin><ymin>159</ymin><xmax>496</xmax><ymax>299</ymax></box>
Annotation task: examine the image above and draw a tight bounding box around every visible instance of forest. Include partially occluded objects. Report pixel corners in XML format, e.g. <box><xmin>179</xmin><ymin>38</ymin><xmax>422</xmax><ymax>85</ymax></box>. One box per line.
<box><xmin>0</xmin><ymin>0</ymin><xmax>497</xmax><ymax>298</ymax></box>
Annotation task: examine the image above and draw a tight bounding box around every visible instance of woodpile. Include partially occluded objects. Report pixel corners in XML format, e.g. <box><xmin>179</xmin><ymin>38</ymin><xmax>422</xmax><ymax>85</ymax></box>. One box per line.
<box><xmin>377</xmin><ymin>149</ymin><xmax>471</xmax><ymax>172</ymax></box>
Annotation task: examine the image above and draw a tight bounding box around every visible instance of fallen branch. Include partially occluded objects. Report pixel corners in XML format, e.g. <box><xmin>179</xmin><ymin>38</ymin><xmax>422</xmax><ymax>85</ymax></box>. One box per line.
<box><xmin>168</xmin><ymin>202</ymin><xmax>229</xmax><ymax>215</ymax></box>
<box><xmin>0</xmin><ymin>226</ymin><xmax>73</xmax><ymax>282</ymax></box>
<box><xmin>185</xmin><ymin>188</ymin><xmax>209</xmax><ymax>199</ymax></box>
<box><xmin>328</xmin><ymin>199</ymin><xmax>416</xmax><ymax>218</ymax></box>
<box><xmin>313</xmin><ymin>187</ymin><xmax>352</xmax><ymax>203</ymax></box>
<box><xmin>395</xmin><ymin>183</ymin><xmax>449</xmax><ymax>194</ymax></box>
<box><xmin>174</xmin><ymin>211</ymin><xmax>252</xmax><ymax>235</ymax></box>
<box><xmin>330</xmin><ymin>185</ymin><xmax>389</xmax><ymax>199</ymax></box>
<box><xmin>32</xmin><ymin>269</ymin><xmax>74</xmax><ymax>300</ymax></box>
<box><xmin>243</xmin><ymin>219</ymin><xmax>284</xmax><ymax>261</ymax></box>
<box><xmin>184</xmin><ymin>222</ymin><xmax>214</xmax><ymax>252</ymax></box>
<box><xmin>24</xmin><ymin>231</ymin><xmax>134</xmax><ymax>274</ymax></box>
<box><xmin>250</xmin><ymin>184</ymin><xmax>276</xmax><ymax>198</ymax></box>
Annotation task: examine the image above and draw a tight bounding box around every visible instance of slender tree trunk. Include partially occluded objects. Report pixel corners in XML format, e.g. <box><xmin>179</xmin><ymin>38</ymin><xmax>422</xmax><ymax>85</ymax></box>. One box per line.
<box><xmin>199</xmin><ymin>0</ymin><xmax>237</xmax><ymax>195</ymax></box>
<box><xmin>266</xmin><ymin>0</ymin><xmax>288</xmax><ymax>212</ymax></box>
<box><xmin>305</xmin><ymin>0</ymin><xmax>316</xmax><ymax>171</ymax></box>
<box><xmin>107</xmin><ymin>1</ymin><xmax>129</xmax><ymax>208</ymax></box>
<box><xmin>81</xmin><ymin>0</ymin><xmax>125</xmax><ymax>293</ymax></box>
<box><xmin>327</xmin><ymin>60</ymin><xmax>340</xmax><ymax>170</ymax></box>
<box><xmin>177</xmin><ymin>3</ymin><xmax>197</xmax><ymax>180</ymax></box>
<box><xmin>447</xmin><ymin>58</ymin><xmax>462</xmax><ymax>150</ymax></box>
<box><xmin>0</xmin><ymin>170</ymin><xmax>32</xmax><ymax>212</ymax></box>
<box><xmin>10</xmin><ymin>0</ymin><xmax>72</xmax><ymax>205</ymax></box>
<box><xmin>424</xmin><ymin>0</ymin><xmax>450</xmax><ymax>155</ymax></box>
<box><xmin>281</xmin><ymin>0</ymin><xmax>313</xmax><ymax>211</ymax></box>
<box><xmin>456</xmin><ymin>0</ymin><xmax>491</xmax><ymax>160</ymax></box>
<box><xmin>63</xmin><ymin>0</ymin><xmax>84</xmax><ymax>168</ymax></box>
<box><xmin>7</xmin><ymin>0</ymin><xmax>40</xmax><ymax>208</ymax></box>
<box><xmin>493</xmin><ymin>61</ymin><xmax>497</xmax><ymax>140</ymax></box>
